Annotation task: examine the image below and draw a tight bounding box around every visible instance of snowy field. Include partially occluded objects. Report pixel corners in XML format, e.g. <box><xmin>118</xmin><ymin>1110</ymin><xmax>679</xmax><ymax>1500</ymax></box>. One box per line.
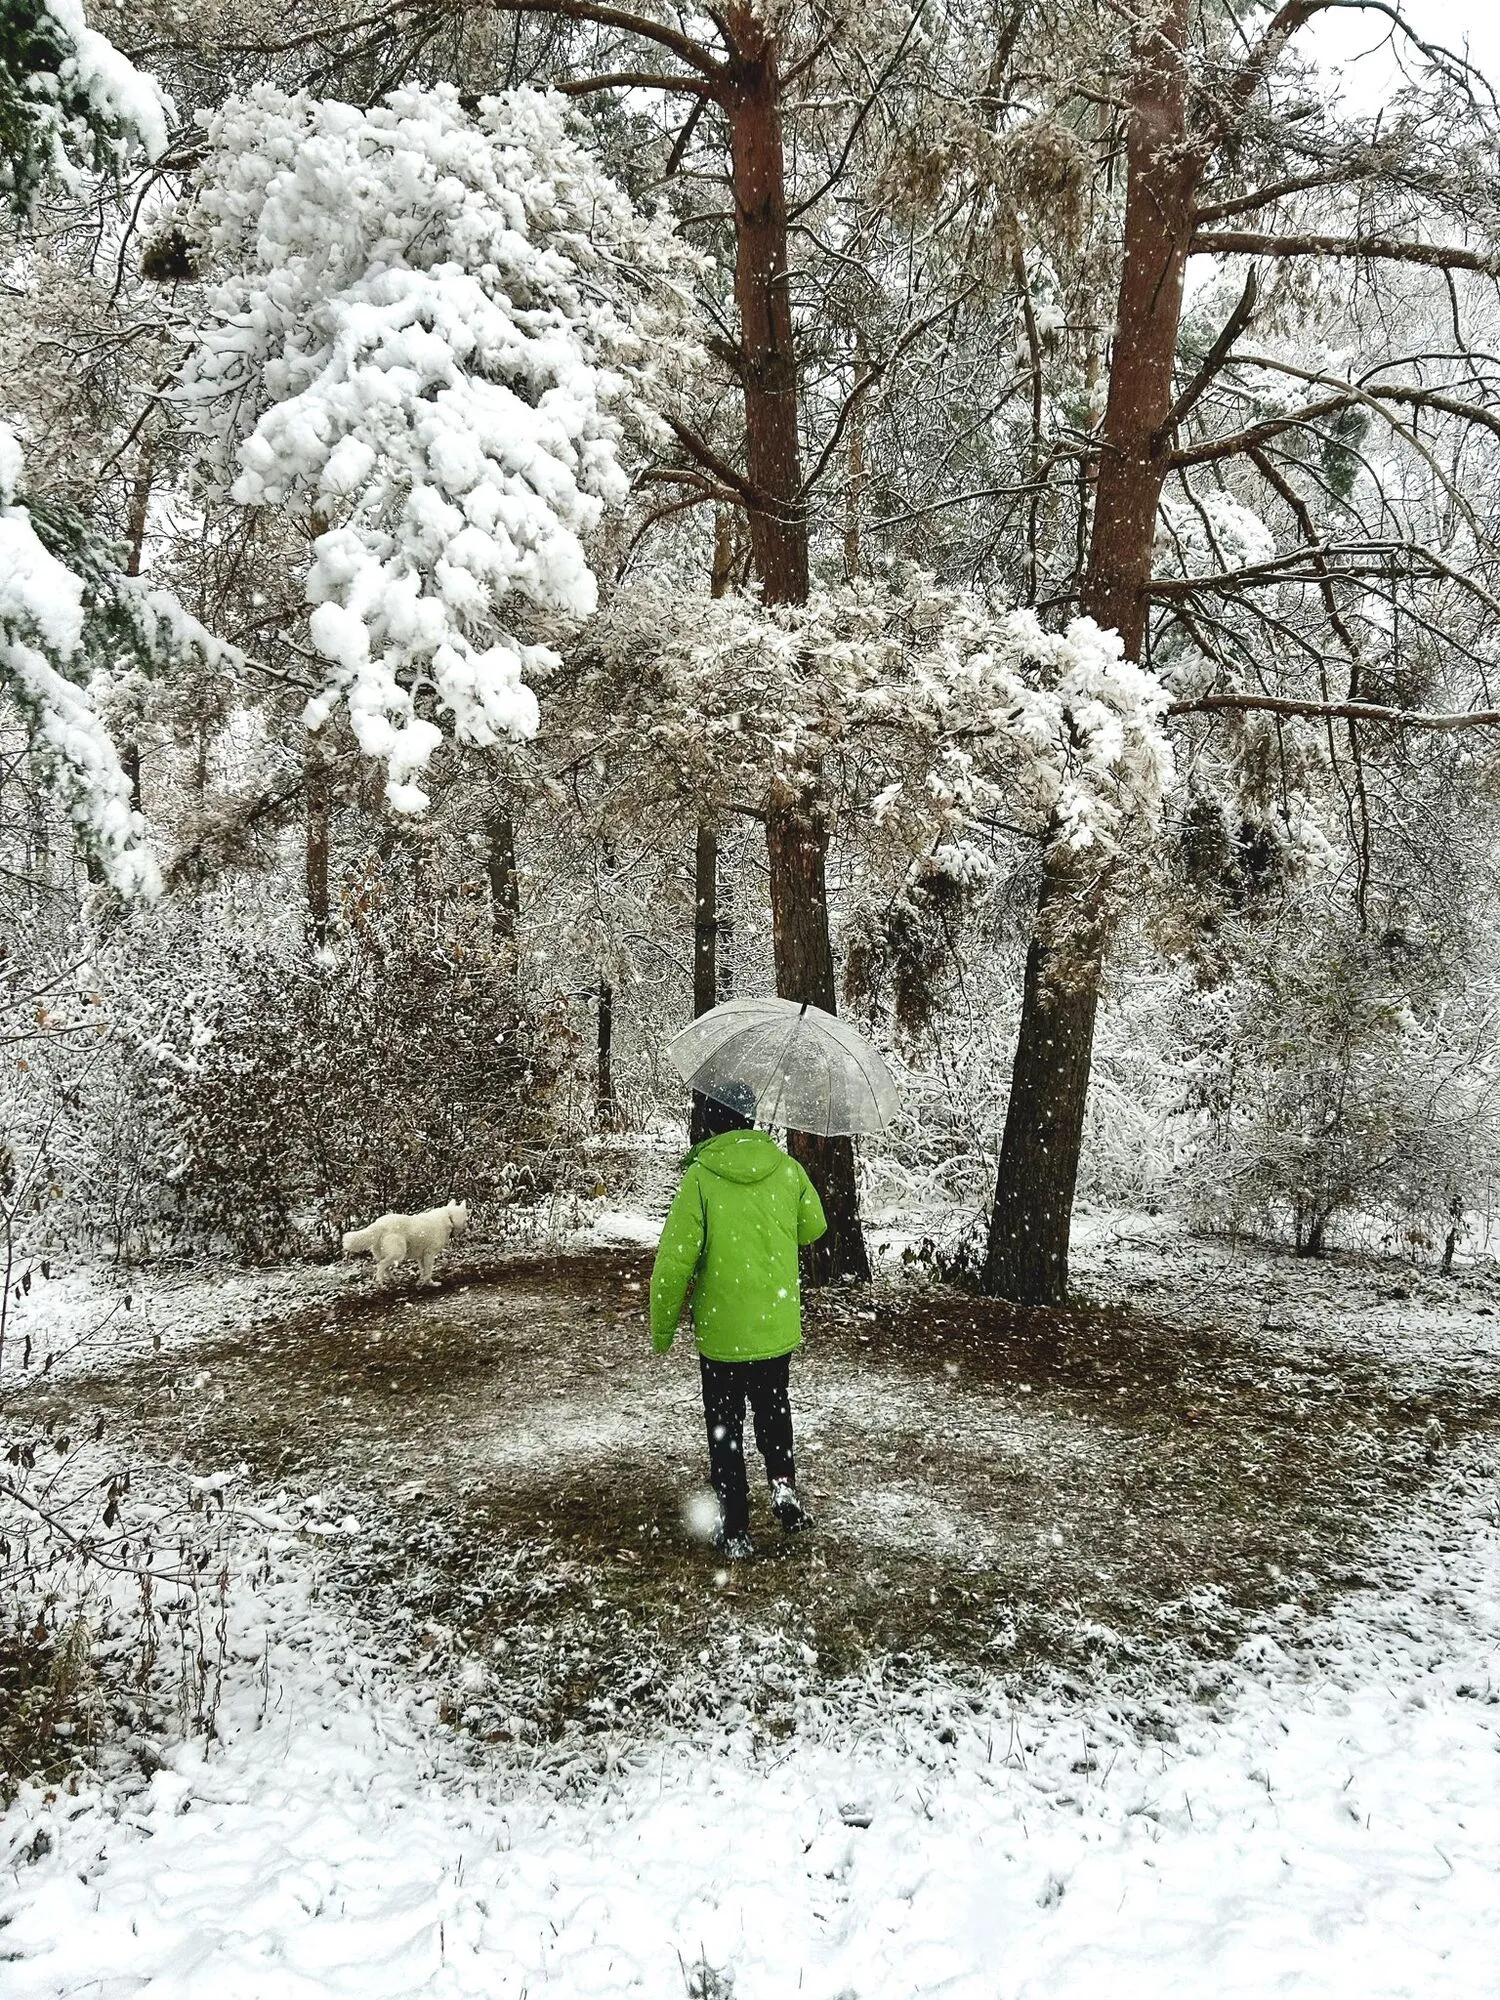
<box><xmin>3</xmin><ymin>1217</ymin><xmax>1499</xmax><ymax>1997</ymax></box>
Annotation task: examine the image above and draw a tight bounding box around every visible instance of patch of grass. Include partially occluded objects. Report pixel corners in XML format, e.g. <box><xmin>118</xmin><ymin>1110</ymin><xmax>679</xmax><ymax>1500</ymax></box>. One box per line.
<box><xmin>12</xmin><ymin>1246</ymin><xmax>1500</xmax><ymax>1751</ymax></box>
<box><xmin>0</xmin><ymin>1616</ymin><xmax>98</xmax><ymax>1805</ymax></box>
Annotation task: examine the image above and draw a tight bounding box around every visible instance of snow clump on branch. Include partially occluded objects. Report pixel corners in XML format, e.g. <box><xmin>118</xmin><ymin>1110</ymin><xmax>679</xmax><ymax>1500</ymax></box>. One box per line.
<box><xmin>926</xmin><ymin>600</ymin><xmax>1175</xmax><ymax>860</ymax></box>
<box><xmin>178</xmin><ymin>84</ymin><xmax>688</xmax><ymax>814</ymax></box>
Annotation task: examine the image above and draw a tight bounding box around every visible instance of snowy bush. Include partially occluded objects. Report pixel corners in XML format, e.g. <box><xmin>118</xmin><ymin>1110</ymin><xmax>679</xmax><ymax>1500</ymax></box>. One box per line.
<box><xmin>1179</xmin><ymin>929</ymin><xmax>1500</xmax><ymax>1259</ymax></box>
<box><xmin>137</xmin><ymin>878</ymin><xmax>573</xmax><ymax>1258</ymax></box>
<box><xmin>178</xmin><ymin>84</ymin><xmax>686</xmax><ymax>814</ymax></box>
<box><xmin>0</xmin><ymin>1427</ymin><xmax>233</xmax><ymax>1803</ymax></box>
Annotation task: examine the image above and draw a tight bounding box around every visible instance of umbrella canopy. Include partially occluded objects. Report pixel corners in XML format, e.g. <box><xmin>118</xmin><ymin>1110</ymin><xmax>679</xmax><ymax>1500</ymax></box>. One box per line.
<box><xmin>668</xmin><ymin>997</ymin><xmax>899</xmax><ymax>1139</ymax></box>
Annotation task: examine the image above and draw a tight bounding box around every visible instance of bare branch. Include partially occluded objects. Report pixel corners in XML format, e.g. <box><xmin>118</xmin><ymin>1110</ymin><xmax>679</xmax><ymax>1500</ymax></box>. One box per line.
<box><xmin>786</xmin><ymin>2</ymin><xmax>927</xmax><ymax>222</ymax></box>
<box><xmin>1191</xmin><ymin>230</ymin><xmax>1500</xmax><ymax>276</ymax></box>
<box><xmin>487</xmin><ymin>0</ymin><xmax>726</xmax><ymax>80</ymax></box>
<box><xmin>797</xmin><ymin>284</ymin><xmax>979</xmax><ymax>503</ymax></box>
<box><xmin>554</xmin><ymin>69</ymin><xmax>714</xmax><ymax>97</ymax></box>
<box><xmin>1209</xmin><ymin>0</ymin><xmax>1496</xmax><ymax>131</ymax></box>
<box><xmin>1195</xmin><ymin>172</ymin><xmax>1362</xmax><ymax>227</ymax></box>
<box><xmin>663</xmin><ymin>414</ymin><xmax>798</xmax><ymax>521</ymax></box>
<box><xmin>1170</xmin><ymin>692</ymin><xmax>1500</xmax><ymax>732</ymax></box>
<box><xmin>1171</xmin><ymin>392</ymin><xmax>1362</xmax><ymax>468</ymax></box>
<box><xmin>1157</xmin><ymin>266</ymin><xmax>1258</xmax><ymax>446</ymax></box>
<box><xmin>665</xmin><ymin>94</ymin><xmax>707</xmax><ymax>173</ymax></box>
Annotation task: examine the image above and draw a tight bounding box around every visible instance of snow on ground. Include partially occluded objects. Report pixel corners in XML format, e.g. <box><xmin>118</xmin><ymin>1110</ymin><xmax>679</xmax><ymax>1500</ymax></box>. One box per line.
<box><xmin>1</xmin><ymin>1257</ymin><xmax>352</xmax><ymax>1383</ymax></box>
<box><xmin>6</xmin><ymin>1213</ymin><xmax>1500</xmax><ymax>1997</ymax></box>
<box><xmin>2</xmin><ymin>1450</ymin><xmax>1498</xmax><ymax>1997</ymax></box>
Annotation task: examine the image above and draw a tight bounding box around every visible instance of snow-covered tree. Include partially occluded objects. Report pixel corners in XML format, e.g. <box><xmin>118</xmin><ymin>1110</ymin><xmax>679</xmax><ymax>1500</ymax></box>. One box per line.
<box><xmin>0</xmin><ymin>421</ymin><xmax>230</xmax><ymax>897</ymax></box>
<box><xmin>0</xmin><ymin>0</ymin><xmax>170</xmax><ymax>210</ymax></box>
<box><xmin>177</xmin><ymin>83</ymin><xmax>688</xmax><ymax>814</ymax></box>
<box><xmin>571</xmin><ymin>576</ymin><xmax>1172</xmax><ymax>874</ymax></box>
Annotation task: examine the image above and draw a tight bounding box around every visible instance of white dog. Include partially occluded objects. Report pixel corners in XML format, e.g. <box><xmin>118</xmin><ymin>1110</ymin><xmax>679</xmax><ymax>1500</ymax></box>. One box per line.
<box><xmin>341</xmin><ymin>1200</ymin><xmax>469</xmax><ymax>1287</ymax></box>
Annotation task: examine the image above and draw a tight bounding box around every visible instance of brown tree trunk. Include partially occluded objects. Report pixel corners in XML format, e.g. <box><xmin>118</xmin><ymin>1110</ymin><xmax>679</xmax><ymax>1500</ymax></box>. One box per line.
<box><xmin>845</xmin><ymin>332</ymin><xmax>867</xmax><ymax>581</ymax></box>
<box><xmin>984</xmin><ymin>863</ymin><xmax>1107</xmax><ymax>1303</ymax></box>
<box><xmin>121</xmin><ymin>445</ymin><xmax>153</xmax><ymax>814</ymax></box>
<box><xmin>767</xmin><ymin>793</ymin><xmax>870</xmax><ymax>1283</ymax></box>
<box><xmin>305</xmin><ymin>734</ymin><xmax>330</xmax><ymax>949</ymax></box>
<box><xmin>690</xmin><ymin>512</ymin><xmax>736</xmax><ymax>1143</ymax></box>
<box><xmin>724</xmin><ymin>15</ymin><xmax>869</xmax><ymax>1281</ymax></box>
<box><xmin>711</xmin><ymin>505</ymin><xmax>735</xmax><ymax>598</ymax></box>
<box><xmin>725</xmin><ymin>14</ymin><xmax>807</xmax><ymax>606</ymax></box>
<box><xmin>597</xmin><ymin>980</ymin><xmax>616</xmax><ymax>1127</ymax></box>
<box><xmin>984</xmin><ymin>0</ymin><xmax>1200</xmax><ymax>1305</ymax></box>
<box><xmin>689</xmin><ymin>821</ymin><xmax>720</xmax><ymax>1145</ymax></box>
<box><xmin>486</xmin><ymin>811</ymin><xmax>520</xmax><ymax>940</ymax></box>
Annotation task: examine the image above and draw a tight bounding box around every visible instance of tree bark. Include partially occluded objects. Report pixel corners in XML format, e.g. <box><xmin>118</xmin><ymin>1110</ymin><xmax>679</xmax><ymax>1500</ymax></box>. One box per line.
<box><xmin>486</xmin><ymin>811</ymin><xmax>520</xmax><ymax>940</ymax></box>
<box><xmin>723</xmin><ymin>12</ymin><xmax>869</xmax><ymax>1281</ymax></box>
<box><xmin>305</xmin><ymin>733</ymin><xmax>330</xmax><ymax>949</ymax></box>
<box><xmin>690</xmin><ymin>510</ymin><xmax>736</xmax><ymax>1143</ymax></box>
<box><xmin>121</xmin><ymin>445</ymin><xmax>153</xmax><ymax>815</ymax></box>
<box><xmin>689</xmin><ymin>820</ymin><xmax>720</xmax><ymax>1145</ymax></box>
<box><xmin>597</xmin><ymin>980</ymin><xmax>616</xmax><ymax>1127</ymax></box>
<box><xmin>983</xmin><ymin>861</ymin><xmax>1107</xmax><ymax>1302</ymax></box>
<box><xmin>984</xmin><ymin>0</ymin><xmax>1201</xmax><ymax>1305</ymax></box>
<box><xmin>724</xmin><ymin>11</ymin><xmax>808</xmax><ymax>606</ymax></box>
<box><xmin>767</xmin><ymin>792</ymin><xmax>870</xmax><ymax>1283</ymax></box>
<box><xmin>711</xmin><ymin>505</ymin><xmax>735</xmax><ymax>598</ymax></box>
<box><xmin>845</xmin><ymin>332</ymin><xmax>867</xmax><ymax>580</ymax></box>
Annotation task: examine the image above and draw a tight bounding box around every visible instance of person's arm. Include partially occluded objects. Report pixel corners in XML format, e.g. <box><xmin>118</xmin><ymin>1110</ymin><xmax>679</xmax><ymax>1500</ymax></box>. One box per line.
<box><xmin>649</xmin><ymin>1168</ymin><xmax>706</xmax><ymax>1352</ymax></box>
<box><xmin>796</xmin><ymin>1166</ymin><xmax>827</xmax><ymax>1246</ymax></box>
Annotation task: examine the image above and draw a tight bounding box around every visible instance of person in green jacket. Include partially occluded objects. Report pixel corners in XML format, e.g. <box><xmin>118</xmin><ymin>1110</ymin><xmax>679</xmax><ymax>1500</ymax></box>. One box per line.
<box><xmin>650</xmin><ymin>1082</ymin><xmax>826</xmax><ymax>1559</ymax></box>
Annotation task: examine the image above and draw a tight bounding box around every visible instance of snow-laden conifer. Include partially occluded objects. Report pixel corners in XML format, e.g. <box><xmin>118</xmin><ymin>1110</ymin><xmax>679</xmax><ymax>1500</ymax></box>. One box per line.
<box><xmin>178</xmin><ymin>84</ymin><xmax>686</xmax><ymax>814</ymax></box>
<box><xmin>0</xmin><ymin>421</ymin><xmax>229</xmax><ymax>898</ymax></box>
<box><xmin>0</xmin><ymin>0</ymin><xmax>170</xmax><ymax>210</ymax></box>
<box><xmin>581</xmin><ymin>577</ymin><xmax>1174</xmax><ymax>866</ymax></box>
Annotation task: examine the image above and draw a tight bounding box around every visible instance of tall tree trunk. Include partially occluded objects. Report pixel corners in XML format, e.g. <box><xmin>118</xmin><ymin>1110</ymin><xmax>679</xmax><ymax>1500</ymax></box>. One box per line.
<box><xmin>486</xmin><ymin>811</ymin><xmax>520</xmax><ymax>940</ymax></box>
<box><xmin>596</xmin><ymin>835</ymin><xmax>618</xmax><ymax>1127</ymax></box>
<box><xmin>597</xmin><ymin>980</ymin><xmax>616</xmax><ymax>1127</ymax></box>
<box><xmin>689</xmin><ymin>821</ymin><xmax>720</xmax><ymax>1145</ymax></box>
<box><xmin>725</xmin><ymin>14</ymin><xmax>807</xmax><ymax>606</ymax></box>
<box><xmin>768</xmin><ymin>791</ymin><xmax>870</xmax><ymax>1283</ymax></box>
<box><xmin>845</xmin><ymin>332</ymin><xmax>867</xmax><ymax>580</ymax></box>
<box><xmin>984</xmin><ymin>0</ymin><xmax>1200</xmax><ymax>1305</ymax></box>
<box><xmin>689</xmin><ymin>512</ymin><xmax>736</xmax><ymax>1143</ymax></box>
<box><xmin>305</xmin><ymin>733</ymin><xmax>330</xmax><ymax>949</ymax></box>
<box><xmin>716</xmin><ymin>846</ymin><xmax>736</xmax><ymax>1003</ymax></box>
<box><xmin>725</xmin><ymin>13</ymin><xmax>869</xmax><ymax>1281</ymax></box>
<box><xmin>121</xmin><ymin>444</ymin><xmax>153</xmax><ymax>814</ymax></box>
<box><xmin>983</xmin><ymin>861</ymin><xmax>1108</xmax><ymax>1302</ymax></box>
<box><xmin>711</xmin><ymin>505</ymin><xmax>735</xmax><ymax>598</ymax></box>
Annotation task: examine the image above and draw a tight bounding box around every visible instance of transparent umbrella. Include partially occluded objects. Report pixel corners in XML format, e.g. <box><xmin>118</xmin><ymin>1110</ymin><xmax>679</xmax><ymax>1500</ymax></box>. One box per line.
<box><xmin>667</xmin><ymin>996</ymin><xmax>898</xmax><ymax>1138</ymax></box>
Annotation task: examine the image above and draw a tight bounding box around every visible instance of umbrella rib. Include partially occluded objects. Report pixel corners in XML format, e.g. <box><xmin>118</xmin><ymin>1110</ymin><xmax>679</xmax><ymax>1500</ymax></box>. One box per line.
<box><xmin>766</xmin><ymin>1007</ymin><xmax>807</xmax><ymax>1130</ymax></box>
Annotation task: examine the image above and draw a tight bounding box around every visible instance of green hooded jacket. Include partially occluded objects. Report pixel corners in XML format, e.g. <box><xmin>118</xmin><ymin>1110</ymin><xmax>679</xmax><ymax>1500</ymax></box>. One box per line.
<box><xmin>649</xmin><ymin>1130</ymin><xmax>827</xmax><ymax>1361</ymax></box>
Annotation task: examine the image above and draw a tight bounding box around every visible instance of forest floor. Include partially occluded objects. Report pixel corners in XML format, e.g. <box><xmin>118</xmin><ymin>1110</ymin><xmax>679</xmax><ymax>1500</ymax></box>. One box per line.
<box><xmin>2</xmin><ymin>1214</ymin><xmax>1499</xmax><ymax>1994</ymax></box>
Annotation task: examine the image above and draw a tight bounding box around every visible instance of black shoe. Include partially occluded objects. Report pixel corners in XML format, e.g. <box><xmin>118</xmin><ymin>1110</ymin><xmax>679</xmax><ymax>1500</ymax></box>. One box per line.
<box><xmin>770</xmin><ymin>1480</ymin><xmax>811</xmax><ymax>1534</ymax></box>
<box><xmin>713</xmin><ymin>1527</ymin><xmax>755</xmax><ymax>1561</ymax></box>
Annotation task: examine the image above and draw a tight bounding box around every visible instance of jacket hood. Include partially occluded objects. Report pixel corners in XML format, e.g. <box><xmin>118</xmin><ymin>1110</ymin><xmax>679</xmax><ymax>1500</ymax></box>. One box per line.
<box><xmin>688</xmin><ymin>1129</ymin><xmax>787</xmax><ymax>1185</ymax></box>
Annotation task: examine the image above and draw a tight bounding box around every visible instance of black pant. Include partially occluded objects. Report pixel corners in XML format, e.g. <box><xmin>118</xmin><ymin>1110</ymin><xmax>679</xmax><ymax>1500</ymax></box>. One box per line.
<box><xmin>700</xmin><ymin>1354</ymin><xmax>796</xmax><ymax>1537</ymax></box>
